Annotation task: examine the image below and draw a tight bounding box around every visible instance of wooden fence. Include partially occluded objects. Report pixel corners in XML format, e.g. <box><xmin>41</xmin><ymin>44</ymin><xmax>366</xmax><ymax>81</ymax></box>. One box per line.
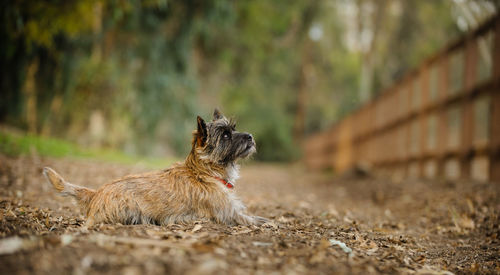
<box><xmin>304</xmin><ymin>15</ymin><xmax>500</xmax><ymax>182</ymax></box>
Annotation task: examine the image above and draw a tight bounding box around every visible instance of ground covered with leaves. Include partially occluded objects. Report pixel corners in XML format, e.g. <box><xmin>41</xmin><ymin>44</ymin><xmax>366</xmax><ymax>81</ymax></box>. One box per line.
<box><xmin>0</xmin><ymin>154</ymin><xmax>499</xmax><ymax>274</ymax></box>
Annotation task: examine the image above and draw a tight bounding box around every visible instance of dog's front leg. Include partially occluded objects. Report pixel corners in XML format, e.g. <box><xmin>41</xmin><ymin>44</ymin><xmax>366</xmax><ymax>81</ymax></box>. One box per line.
<box><xmin>213</xmin><ymin>203</ymin><xmax>268</xmax><ymax>226</ymax></box>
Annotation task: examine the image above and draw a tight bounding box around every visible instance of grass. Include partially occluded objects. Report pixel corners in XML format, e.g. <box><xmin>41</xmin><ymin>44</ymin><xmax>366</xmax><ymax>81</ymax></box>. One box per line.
<box><xmin>0</xmin><ymin>130</ymin><xmax>177</xmax><ymax>168</ymax></box>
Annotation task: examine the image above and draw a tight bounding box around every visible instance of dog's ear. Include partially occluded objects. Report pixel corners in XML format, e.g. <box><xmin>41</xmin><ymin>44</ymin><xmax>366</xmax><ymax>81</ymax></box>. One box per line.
<box><xmin>196</xmin><ymin>116</ymin><xmax>208</xmax><ymax>147</ymax></box>
<box><xmin>213</xmin><ymin>108</ymin><xmax>223</xmax><ymax>120</ymax></box>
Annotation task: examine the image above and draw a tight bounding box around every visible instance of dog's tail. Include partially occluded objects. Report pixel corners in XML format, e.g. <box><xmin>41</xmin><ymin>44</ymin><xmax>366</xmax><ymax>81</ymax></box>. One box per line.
<box><xmin>43</xmin><ymin>167</ymin><xmax>95</xmax><ymax>207</ymax></box>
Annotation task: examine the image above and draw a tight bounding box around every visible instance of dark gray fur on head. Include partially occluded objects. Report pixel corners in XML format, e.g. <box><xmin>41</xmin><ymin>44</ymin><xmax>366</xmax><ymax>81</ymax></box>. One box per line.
<box><xmin>194</xmin><ymin>109</ymin><xmax>256</xmax><ymax>166</ymax></box>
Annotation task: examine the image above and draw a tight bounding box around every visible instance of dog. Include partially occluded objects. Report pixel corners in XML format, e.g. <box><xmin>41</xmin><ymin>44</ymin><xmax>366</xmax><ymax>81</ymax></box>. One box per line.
<box><xmin>43</xmin><ymin>109</ymin><xmax>268</xmax><ymax>227</ymax></box>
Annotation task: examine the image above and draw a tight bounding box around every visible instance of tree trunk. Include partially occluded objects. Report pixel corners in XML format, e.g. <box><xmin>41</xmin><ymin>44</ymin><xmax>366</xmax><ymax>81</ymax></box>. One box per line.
<box><xmin>24</xmin><ymin>59</ymin><xmax>39</xmax><ymax>134</ymax></box>
<box><xmin>358</xmin><ymin>0</ymin><xmax>387</xmax><ymax>103</ymax></box>
<box><xmin>293</xmin><ymin>41</ymin><xmax>312</xmax><ymax>144</ymax></box>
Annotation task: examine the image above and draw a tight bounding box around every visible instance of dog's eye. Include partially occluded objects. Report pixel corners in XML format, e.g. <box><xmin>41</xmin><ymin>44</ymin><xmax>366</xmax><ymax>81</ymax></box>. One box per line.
<box><xmin>222</xmin><ymin>131</ymin><xmax>231</xmax><ymax>140</ymax></box>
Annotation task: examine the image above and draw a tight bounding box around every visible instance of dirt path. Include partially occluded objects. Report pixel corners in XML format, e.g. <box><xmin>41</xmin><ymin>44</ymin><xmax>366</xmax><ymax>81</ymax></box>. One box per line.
<box><xmin>0</xmin><ymin>155</ymin><xmax>499</xmax><ymax>274</ymax></box>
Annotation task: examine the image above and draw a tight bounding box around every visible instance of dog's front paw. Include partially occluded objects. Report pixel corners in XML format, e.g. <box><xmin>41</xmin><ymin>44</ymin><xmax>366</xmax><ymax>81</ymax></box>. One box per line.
<box><xmin>235</xmin><ymin>214</ymin><xmax>270</xmax><ymax>226</ymax></box>
<box><xmin>252</xmin><ymin>215</ymin><xmax>270</xmax><ymax>226</ymax></box>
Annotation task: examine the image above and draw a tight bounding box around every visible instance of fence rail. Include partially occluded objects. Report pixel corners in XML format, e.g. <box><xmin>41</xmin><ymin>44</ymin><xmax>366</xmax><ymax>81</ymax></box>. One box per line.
<box><xmin>304</xmin><ymin>15</ymin><xmax>500</xmax><ymax>182</ymax></box>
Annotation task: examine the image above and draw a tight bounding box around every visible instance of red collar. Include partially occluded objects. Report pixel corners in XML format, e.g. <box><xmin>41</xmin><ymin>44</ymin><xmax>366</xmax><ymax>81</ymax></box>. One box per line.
<box><xmin>215</xmin><ymin>177</ymin><xmax>234</xmax><ymax>189</ymax></box>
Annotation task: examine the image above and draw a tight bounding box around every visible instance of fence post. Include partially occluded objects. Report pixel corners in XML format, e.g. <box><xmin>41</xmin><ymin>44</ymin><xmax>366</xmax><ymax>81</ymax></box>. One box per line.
<box><xmin>437</xmin><ymin>56</ymin><xmax>449</xmax><ymax>179</ymax></box>
<box><xmin>490</xmin><ymin>17</ymin><xmax>500</xmax><ymax>183</ymax></box>
<box><xmin>461</xmin><ymin>35</ymin><xmax>476</xmax><ymax>179</ymax></box>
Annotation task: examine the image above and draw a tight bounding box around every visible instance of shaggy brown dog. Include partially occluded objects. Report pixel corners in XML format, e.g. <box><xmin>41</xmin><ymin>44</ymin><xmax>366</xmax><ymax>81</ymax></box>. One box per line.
<box><xmin>43</xmin><ymin>109</ymin><xmax>268</xmax><ymax>227</ymax></box>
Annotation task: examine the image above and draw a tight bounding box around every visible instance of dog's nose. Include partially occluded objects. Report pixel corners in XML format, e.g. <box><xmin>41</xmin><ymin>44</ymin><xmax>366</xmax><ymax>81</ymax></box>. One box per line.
<box><xmin>245</xmin><ymin>133</ymin><xmax>253</xmax><ymax>141</ymax></box>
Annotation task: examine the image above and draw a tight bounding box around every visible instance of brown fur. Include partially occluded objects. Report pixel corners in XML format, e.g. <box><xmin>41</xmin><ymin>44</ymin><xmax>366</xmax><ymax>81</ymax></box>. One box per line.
<box><xmin>43</xmin><ymin>110</ymin><xmax>267</xmax><ymax>227</ymax></box>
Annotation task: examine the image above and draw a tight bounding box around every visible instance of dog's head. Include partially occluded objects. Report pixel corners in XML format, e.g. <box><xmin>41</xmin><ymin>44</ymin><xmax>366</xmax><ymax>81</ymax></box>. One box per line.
<box><xmin>193</xmin><ymin>109</ymin><xmax>256</xmax><ymax>165</ymax></box>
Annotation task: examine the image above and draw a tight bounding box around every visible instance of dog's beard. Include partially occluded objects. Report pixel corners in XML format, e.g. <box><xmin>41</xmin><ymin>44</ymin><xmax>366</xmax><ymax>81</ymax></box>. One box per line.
<box><xmin>236</xmin><ymin>141</ymin><xmax>256</xmax><ymax>159</ymax></box>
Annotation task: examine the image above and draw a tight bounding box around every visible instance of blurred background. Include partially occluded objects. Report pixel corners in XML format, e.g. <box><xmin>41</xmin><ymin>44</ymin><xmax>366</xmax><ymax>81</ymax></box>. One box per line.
<box><xmin>0</xmin><ymin>0</ymin><xmax>498</xmax><ymax>162</ymax></box>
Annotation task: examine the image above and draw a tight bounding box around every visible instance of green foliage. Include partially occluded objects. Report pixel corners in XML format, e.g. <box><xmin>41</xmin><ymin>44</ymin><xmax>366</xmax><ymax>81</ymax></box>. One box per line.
<box><xmin>4</xmin><ymin>0</ymin><xmax>97</xmax><ymax>49</ymax></box>
<box><xmin>0</xmin><ymin>0</ymin><xmax>465</xmax><ymax>162</ymax></box>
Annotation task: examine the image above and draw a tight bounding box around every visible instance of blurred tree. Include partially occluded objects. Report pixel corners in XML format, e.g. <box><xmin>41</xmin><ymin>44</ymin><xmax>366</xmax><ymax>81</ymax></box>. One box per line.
<box><xmin>0</xmin><ymin>0</ymin><xmax>97</xmax><ymax>127</ymax></box>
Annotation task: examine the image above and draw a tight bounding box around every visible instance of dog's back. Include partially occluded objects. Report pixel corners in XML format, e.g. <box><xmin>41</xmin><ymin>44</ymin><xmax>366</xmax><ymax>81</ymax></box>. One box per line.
<box><xmin>44</xmin><ymin>165</ymin><xmax>249</xmax><ymax>226</ymax></box>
